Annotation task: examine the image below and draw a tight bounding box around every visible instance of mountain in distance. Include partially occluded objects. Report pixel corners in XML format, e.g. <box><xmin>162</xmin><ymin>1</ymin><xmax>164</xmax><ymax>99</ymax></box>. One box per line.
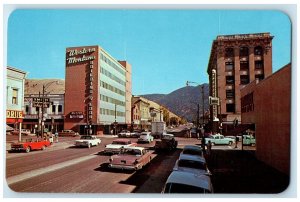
<box><xmin>141</xmin><ymin>83</ymin><xmax>209</xmax><ymax>122</ymax></box>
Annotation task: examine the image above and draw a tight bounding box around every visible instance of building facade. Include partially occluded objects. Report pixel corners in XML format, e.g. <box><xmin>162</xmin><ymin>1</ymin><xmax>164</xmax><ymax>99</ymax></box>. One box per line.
<box><xmin>22</xmin><ymin>79</ymin><xmax>65</xmax><ymax>134</ymax></box>
<box><xmin>241</xmin><ymin>63</ymin><xmax>291</xmax><ymax>175</ymax></box>
<box><xmin>64</xmin><ymin>45</ymin><xmax>131</xmax><ymax>135</ymax></box>
<box><xmin>6</xmin><ymin>66</ymin><xmax>27</xmax><ymax>132</ymax></box>
<box><xmin>207</xmin><ymin>33</ymin><xmax>273</xmax><ymax>132</ymax></box>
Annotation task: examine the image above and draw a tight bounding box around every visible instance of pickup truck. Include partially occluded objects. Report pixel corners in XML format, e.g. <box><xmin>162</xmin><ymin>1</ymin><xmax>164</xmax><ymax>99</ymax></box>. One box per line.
<box><xmin>205</xmin><ymin>134</ymin><xmax>235</xmax><ymax>146</ymax></box>
<box><xmin>74</xmin><ymin>135</ymin><xmax>101</xmax><ymax>148</ymax></box>
<box><xmin>10</xmin><ymin>138</ymin><xmax>51</xmax><ymax>153</ymax></box>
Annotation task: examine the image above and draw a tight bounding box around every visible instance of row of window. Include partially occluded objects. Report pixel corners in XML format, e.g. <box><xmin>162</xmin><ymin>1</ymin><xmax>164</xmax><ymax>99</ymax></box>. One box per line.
<box><xmin>99</xmin><ymin>108</ymin><xmax>125</xmax><ymax>117</ymax></box>
<box><xmin>225</xmin><ymin>61</ymin><xmax>264</xmax><ymax>71</ymax></box>
<box><xmin>25</xmin><ymin>105</ymin><xmax>63</xmax><ymax>114</ymax></box>
<box><xmin>225</xmin><ymin>46</ymin><xmax>263</xmax><ymax>58</ymax></box>
<box><xmin>100</xmin><ymin>53</ymin><xmax>126</xmax><ymax>76</ymax></box>
<box><xmin>100</xmin><ymin>94</ymin><xmax>125</xmax><ymax>107</ymax></box>
<box><xmin>226</xmin><ymin>74</ymin><xmax>264</xmax><ymax>86</ymax></box>
<box><xmin>100</xmin><ymin>67</ymin><xmax>126</xmax><ymax>86</ymax></box>
<box><xmin>100</xmin><ymin>81</ymin><xmax>125</xmax><ymax>96</ymax></box>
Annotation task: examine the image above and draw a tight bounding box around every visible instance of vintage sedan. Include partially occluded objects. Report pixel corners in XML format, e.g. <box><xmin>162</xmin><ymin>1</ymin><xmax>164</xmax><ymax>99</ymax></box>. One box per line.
<box><xmin>243</xmin><ymin>135</ymin><xmax>256</xmax><ymax>146</ymax></box>
<box><xmin>108</xmin><ymin>147</ymin><xmax>152</xmax><ymax>170</ymax></box>
<box><xmin>104</xmin><ymin>139</ymin><xmax>137</xmax><ymax>154</ymax></box>
<box><xmin>154</xmin><ymin>133</ymin><xmax>178</xmax><ymax>151</ymax></box>
<box><xmin>74</xmin><ymin>135</ymin><xmax>101</xmax><ymax>148</ymax></box>
<box><xmin>180</xmin><ymin>145</ymin><xmax>204</xmax><ymax>159</ymax></box>
<box><xmin>137</xmin><ymin>132</ymin><xmax>154</xmax><ymax>143</ymax></box>
<box><xmin>205</xmin><ymin>134</ymin><xmax>235</xmax><ymax>145</ymax></box>
<box><xmin>11</xmin><ymin>138</ymin><xmax>51</xmax><ymax>153</ymax></box>
<box><xmin>58</xmin><ymin>130</ymin><xmax>79</xmax><ymax>137</ymax></box>
<box><xmin>173</xmin><ymin>154</ymin><xmax>211</xmax><ymax>176</ymax></box>
<box><xmin>162</xmin><ymin>171</ymin><xmax>213</xmax><ymax>193</ymax></box>
<box><xmin>118</xmin><ymin>130</ymin><xmax>131</xmax><ymax>138</ymax></box>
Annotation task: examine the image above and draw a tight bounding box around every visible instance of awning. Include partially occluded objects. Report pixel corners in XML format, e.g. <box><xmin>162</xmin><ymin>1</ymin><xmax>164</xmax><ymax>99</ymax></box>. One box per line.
<box><xmin>223</xmin><ymin>123</ymin><xmax>255</xmax><ymax>136</ymax></box>
<box><xmin>6</xmin><ymin>125</ymin><xmax>14</xmax><ymax>131</ymax></box>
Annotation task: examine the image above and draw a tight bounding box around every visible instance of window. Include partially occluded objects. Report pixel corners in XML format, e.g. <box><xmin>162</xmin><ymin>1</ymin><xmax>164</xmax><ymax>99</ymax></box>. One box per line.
<box><xmin>25</xmin><ymin>105</ymin><xmax>29</xmax><ymax>113</ymax></box>
<box><xmin>226</xmin><ymin>76</ymin><xmax>235</xmax><ymax>85</ymax></box>
<box><xmin>58</xmin><ymin>105</ymin><xmax>63</xmax><ymax>113</ymax></box>
<box><xmin>255</xmin><ymin>74</ymin><xmax>264</xmax><ymax>81</ymax></box>
<box><xmin>226</xmin><ymin>104</ymin><xmax>235</xmax><ymax>113</ymax></box>
<box><xmin>240</xmin><ymin>47</ymin><xmax>249</xmax><ymax>57</ymax></box>
<box><xmin>225</xmin><ymin>48</ymin><xmax>234</xmax><ymax>58</ymax></box>
<box><xmin>36</xmin><ymin>107</ymin><xmax>40</xmax><ymax>112</ymax></box>
<box><xmin>240</xmin><ymin>75</ymin><xmax>250</xmax><ymax>85</ymax></box>
<box><xmin>226</xmin><ymin>90</ymin><xmax>235</xmax><ymax>98</ymax></box>
<box><xmin>12</xmin><ymin>88</ymin><xmax>18</xmax><ymax>104</ymax></box>
<box><xmin>255</xmin><ymin>61</ymin><xmax>263</xmax><ymax>69</ymax></box>
<box><xmin>52</xmin><ymin>105</ymin><xmax>56</xmax><ymax>113</ymax></box>
<box><xmin>240</xmin><ymin>61</ymin><xmax>249</xmax><ymax>70</ymax></box>
<box><xmin>225</xmin><ymin>62</ymin><xmax>234</xmax><ymax>71</ymax></box>
<box><xmin>254</xmin><ymin>46</ymin><xmax>263</xmax><ymax>56</ymax></box>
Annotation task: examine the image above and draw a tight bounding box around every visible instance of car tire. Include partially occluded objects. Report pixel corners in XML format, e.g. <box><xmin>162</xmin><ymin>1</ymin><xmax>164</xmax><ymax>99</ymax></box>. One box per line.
<box><xmin>25</xmin><ymin>147</ymin><xmax>31</xmax><ymax>153</ymax></box>
<box><xmin>228</xmin><ymin>141</ymin><xmax>233</xmax><ymax>146</ymax></box>
<box><xmin>88</xmin><ymin>143</ymin><xmax>92</xmax><ymax>148</ymax></box>
<box><xmin>41</xmin><ymin>145</ymin><xmax>46</xmax><ymax>150</ymax></box>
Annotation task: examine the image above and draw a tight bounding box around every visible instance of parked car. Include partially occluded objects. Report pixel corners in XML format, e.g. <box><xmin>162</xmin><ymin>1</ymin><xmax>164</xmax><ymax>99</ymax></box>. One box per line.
<box><xmin>75</xmin><ymin>135</ymin><xmax>101</xmax><ymax>148</ymax></box>
<box><xmin>243</xmin><ymin>135</ymin><xmax>256</xmax><ymax>146</ymax></box>
<box><xmin>180</xmin><ymin>145</ymin><xmax>204</xmax><ymax>159</ymax></box>
<box><xmin>173</xmin><ymin>154</ymin><xmax>211</xmax><ymax>176</ymax></box>
<box><xmin>155</xmin><ymin>133</ymin><xmax>178</xmax><ymax>151</ymax></box>
<box><xmin>11</xmin><ymin>129</ymin><xmax>31</xmax><ymax>136</ymax></box>
<box><xmin>162</xmin><ymin>171</ymin><xmax>213</xmax><ymax>193</ymax></box>
<box><xmin>58</xmin><ymin>130</ymin><xmax>79</xmax><ymax>137</ymax></box>
<box><xmin>104</xmin><ymin>139</ymin><xmax>137</xmax><ymax>154</ymax></box>
<box><xmin>137</xmin><ymin>132</ymin><xmax>154</xmax><ymax>143</ymax></box>
<box><xmin>108</xmin><ymin>146</ymin><xmax>152</xmax><ymax>170</ymax></box>
<box><xmin>10</xmin><ymin>138</ymin><xmax>51</xmax><ymax>153</ymax></box>
<box><xmin>130</xmin><ymin>130</ymin><xmax>141</xmax><ymax>138</ymax></box>
<box><xmin>205</xmin><ymin>134</ymin><xmax>235</xmax><ymax>146</ymax></box>
<box><xmin>118</xmin><ymin>130</ymin><xmax>131</xmax><ymax>138</ymax></box>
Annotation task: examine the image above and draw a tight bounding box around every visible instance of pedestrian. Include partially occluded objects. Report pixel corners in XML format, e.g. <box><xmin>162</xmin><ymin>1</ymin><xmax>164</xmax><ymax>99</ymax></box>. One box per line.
<box><xmin>207</xmin><ymin>140</ymin><xmax>212</xmax><ymax>155</ymax></box>
<box><xmin>235</xmin><ymin>135</ymin><xmax>239</xmax><ymax>148</ymax></box>
<box><xmin>55</xmin><ymin>131</ymin><xmax>59</xmax><ymax>143</ymax></box>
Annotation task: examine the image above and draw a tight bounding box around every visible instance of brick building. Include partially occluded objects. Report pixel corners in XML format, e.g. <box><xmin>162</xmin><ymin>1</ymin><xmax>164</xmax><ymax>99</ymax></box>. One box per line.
<box><xmin>207</xmin><ymin>33</ymin><xmax>273</xmax><ymax>132</ymax></box>
<box><xmin>241</xmin><ymin>63</ymin><xmax>291</xmax><ymax>175</ymax></box>
<box><xmin>64</xmin><ymin>45</ymin><xmax>131</xmax><ymax>135</ymax></box>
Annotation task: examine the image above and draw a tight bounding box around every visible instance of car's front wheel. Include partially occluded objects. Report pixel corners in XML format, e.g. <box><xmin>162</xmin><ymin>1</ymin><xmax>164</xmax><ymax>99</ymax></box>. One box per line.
<box><xmin>41</xmin><ymin>145</ymin><xmax>46</xmax><ymax>150</ymax></box>
<box><xmin>25</xmin><ymin>147</ymin><xmax>31</xmax><ymax>153</ymax></box>
<box><xmin>88</xmin><ymin>143</ymin><xmax>92</xmax><ymax>148</ymax></box>
<box><xmin>228</xmin><ymin>141</ymin><xmax>233</xmax><ymax>146</ymax></box>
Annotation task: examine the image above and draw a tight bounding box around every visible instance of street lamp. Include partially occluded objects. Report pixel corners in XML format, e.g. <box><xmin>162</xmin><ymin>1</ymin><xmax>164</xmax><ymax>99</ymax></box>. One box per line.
<box><xmin>186</xmin><ymin>81</ymin><xmax>205</xmax><ymax>126</ymax></box>
<box><xmin>39</xmin><ymin>81</ymin><xmax>59</xmax><ymax>137</ymax></box>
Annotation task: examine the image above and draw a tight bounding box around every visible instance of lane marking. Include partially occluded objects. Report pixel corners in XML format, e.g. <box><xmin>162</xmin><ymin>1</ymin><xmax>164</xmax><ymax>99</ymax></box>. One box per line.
<box><xmin>6</xmin><ymin>153</ymin><xmax>98</xmax><ymax>185</ymax></box>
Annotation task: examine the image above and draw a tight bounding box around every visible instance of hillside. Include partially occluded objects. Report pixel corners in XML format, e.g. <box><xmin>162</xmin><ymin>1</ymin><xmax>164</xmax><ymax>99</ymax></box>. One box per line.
<box><xmin>141</xmin><ymin>83</ymin><xmax>209</xmax><ymax>122</ymax></box>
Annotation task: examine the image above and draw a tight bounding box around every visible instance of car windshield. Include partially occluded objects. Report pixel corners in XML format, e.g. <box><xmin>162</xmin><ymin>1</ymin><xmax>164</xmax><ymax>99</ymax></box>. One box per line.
<box><xmin>165</xmin><ymin>183</ymin><xmax>211</xmax><ymax>193</ymax></box>
<box><xmin>123</xmin><ymin>149</ymin><xmax>142</xmax><ymax>155</ymax></box>
<box><xmin>183</xmin><ymin>149</ymin><xmax>203</xmax><ymax>156</ymax></box>
<box><xmin>112</xmin><ymin>141</ymin><xmax>127</xmax><ymax>145</ymax></box>
<box><xmin>178</xmin><ymin>160</ymin><xmax>206</xmax><ymax>170</ymax></box>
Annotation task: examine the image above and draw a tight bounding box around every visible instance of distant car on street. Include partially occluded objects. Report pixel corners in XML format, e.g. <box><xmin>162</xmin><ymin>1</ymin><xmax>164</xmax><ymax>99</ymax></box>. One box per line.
<box><xmin>205</xmin><ymin>134</ymin><xmax>235</xmax><ymax>146</ymax></box>
<box><xmin>242</xmin><ymin>135</ymin><xmax>256</xmax><ymax>146</ymax></box>
<box><xmin>137</xmin><ymin>132</ymin><xmax>154</xmax><ymax>143</ymax></box>
<box><xmin>118</xmin><ymin>130</ymin><xmax>131</xmax><ymax>138</ymax></box>
<box><xmin>108</xmin><ymin>146</ymin><xmax>152</xmax><ymax>170</ymax></box>
<box><xmin>10</xmin><ymin>138</ymin><xmax>51</xmax><ymax>153</ymax></box>
<box><xmin>74</xmin><ymin>135</ymin><xmax>101</xmax><ymax>148</ymax></box>
<box><xmin>11</xmin><ymin>129</ymin><xmax>31</xmax><ymax>136</ymax></box>
<box><xmin>58</xmin><ymin>130</ymin><xmax>79</xmax><ymax>137</ymax></box>
<box><xmin>154</xmin><ymin>133</ymin><xmax>178</xmax><ymax>151</ymax></box>
<box><xmin>162</xmin><ymin>171</ymin><xmax>214</xmax><ymax>193</ymax></box>
<box><xmin>104</xmin><ymin>139</ymin><xmax>137</xmax><ymax>154</ymax></box>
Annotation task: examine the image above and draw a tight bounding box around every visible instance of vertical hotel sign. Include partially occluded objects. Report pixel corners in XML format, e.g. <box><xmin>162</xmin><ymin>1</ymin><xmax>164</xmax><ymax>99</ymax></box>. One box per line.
<box><xmin>66</xmin><ymin>47</ymin><xmax>95</xmax><ymax>124</ymax></box>
<box><xmin>211</xmin><ymin>69</ymin><xmax>218</xmax><ymax>119</ymax></box>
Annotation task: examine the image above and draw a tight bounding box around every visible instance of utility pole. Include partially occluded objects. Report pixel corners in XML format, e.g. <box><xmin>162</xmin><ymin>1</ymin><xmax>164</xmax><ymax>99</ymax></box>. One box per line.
<box><xmin>202</xmin><ymin>85</ymin><xmax>205</xmax><ymax>126</ymax></box>
<box><xmin>114</xmin><ymin>104</ymin><xmax>117</xmax><ymax>135</ymax></box>
<box><xmin>41</xmin><ymin>85</ymin><xmax>45</xmax><ymax>138</ymax></box>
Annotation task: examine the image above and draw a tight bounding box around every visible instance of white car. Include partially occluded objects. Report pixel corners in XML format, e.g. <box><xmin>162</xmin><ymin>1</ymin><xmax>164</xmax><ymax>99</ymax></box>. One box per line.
<box><xmin>118</xmin><ymin>130</ymin><xmax>131</xmax><ymax>138</ymax></box>
<box><xmin>137</xmin><ymin>132</ymin><xmax>154</xmax><ymax>143</ymax></box>
<box><xmin>104</xmin><ymin>139</ymin><xmax>137</xmax><ymax>154</ymax></box>
<box><xmin>173</xmin><ymin>154</ymin><xmax>211</xmax><ymax>176</ymax></box>
<box><xmin>162</xmin><ymin>171</ymin><xmax>213</xmax><ymax>193</ymax></box>
<box><xmin>75</xmin><ymin>135</ymin><xmax>101</xmax><ymax>148</ymax></box>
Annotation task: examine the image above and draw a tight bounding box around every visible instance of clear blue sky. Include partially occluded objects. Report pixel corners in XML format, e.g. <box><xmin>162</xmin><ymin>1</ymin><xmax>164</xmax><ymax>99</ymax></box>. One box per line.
<box><xmin>7</xmin><ymin>9</ymin><xmax>291</xmax><ymax>95</ymax></box>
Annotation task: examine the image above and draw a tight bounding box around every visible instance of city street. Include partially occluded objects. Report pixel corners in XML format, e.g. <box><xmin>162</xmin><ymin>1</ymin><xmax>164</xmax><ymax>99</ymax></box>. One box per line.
<box><xmin>5</xmin><ymin>135</ymin><xmax>288</xmax><ymax>194</ymax></box>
